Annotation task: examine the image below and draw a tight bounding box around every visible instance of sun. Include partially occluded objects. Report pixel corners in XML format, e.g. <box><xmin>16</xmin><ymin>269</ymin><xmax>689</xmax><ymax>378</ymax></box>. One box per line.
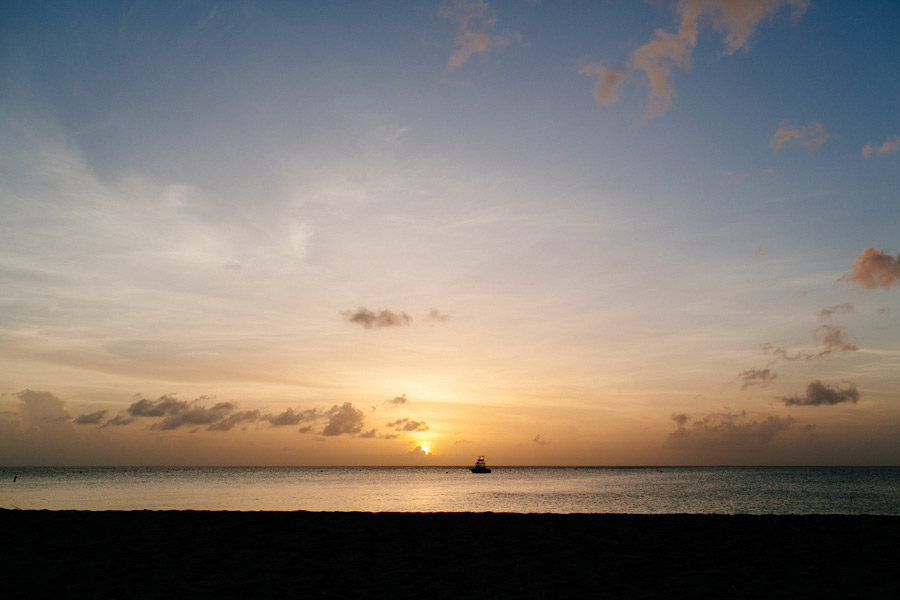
<box><xmin>420</xmin><ymin>446</ymin><xmax>431</xmax><ymax>455</ymax></box>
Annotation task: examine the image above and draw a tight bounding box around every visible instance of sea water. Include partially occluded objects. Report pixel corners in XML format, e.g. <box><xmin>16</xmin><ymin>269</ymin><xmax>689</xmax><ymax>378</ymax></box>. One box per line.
<box><xmin>2</xmin><ymin>466</ymin><xmax>899</xmax><ymax>514</ymax></box>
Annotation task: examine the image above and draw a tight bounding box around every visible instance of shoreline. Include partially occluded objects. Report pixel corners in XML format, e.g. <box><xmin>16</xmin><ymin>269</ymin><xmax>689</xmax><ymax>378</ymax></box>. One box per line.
<box><xmin>3</xmin><ymin>511</ymin><xmax>898</xmax><ymax>598</ymax></box>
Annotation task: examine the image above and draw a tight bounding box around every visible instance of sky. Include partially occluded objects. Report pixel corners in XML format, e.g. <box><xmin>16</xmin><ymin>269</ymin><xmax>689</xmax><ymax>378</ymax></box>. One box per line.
<box><xmin>1</xmin><ymin>0</ymin><xmax>899</xmax><ymax>466</ymax></box>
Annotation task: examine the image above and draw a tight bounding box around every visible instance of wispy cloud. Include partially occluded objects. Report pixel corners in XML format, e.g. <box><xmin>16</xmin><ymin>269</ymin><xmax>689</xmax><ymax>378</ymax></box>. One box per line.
<box><xmin>425</xmin><ymin>308</ymin><xmax>451</xmax><ymax>324</ymax></box>
<box><xmin>839</xmin><ymin>248</ymin><xmax>900</xmax><ymax>290</ymax></box>
<box><xmin>440</xmin><ymin>0</ymin><xmax>522</xmax><ymax>69</ymax></box>
<box><xmin>762</xmin><ymin>325</ymin><xmax>857</xmax><ymax>361</ymax></box>
<box><xmin>862</xmin><ymin>135</ymin><xmax>900</xmax><ymax>158</ymax></box>
<box><xmin>532</xmin><ymin>433</ymin><xmax>549</xmax><ymax>445</ymax></box>
<box><xmin>818</xmin><ymin>303</ymin><xmax>854</xmax><ymax>319</ymax></box>
<box><xmin>341</xmin><ymin>307</ymin><xmax>413</xmax><ymax>329</ymax></box>
<box><xmin>578</xmin><ymin>62</ymin><xmax>626</xmax><ymax>106</ymax></box>
<box><xmin>588</xmin><ymin>0</ymin><xmax>808</xmax><ymax>118</ymax></box>
<box><xmin>772</xmin><ymin>121</ymin><xmax>831</xmax><ymax>151</ymax></box>
<box><xmin>737</xmin><ymin>368</ymin><xmax>777</xmax><ymax>390</ymax></box>
<box><xmin>780</xmin><ymin>381</ymin><xmax>859</xmax><ymax>406</ymax></box>
<box><xmin>386</xmin><ymin>394</ymin><xmax>408</xmax><ymax>407</ymax></box>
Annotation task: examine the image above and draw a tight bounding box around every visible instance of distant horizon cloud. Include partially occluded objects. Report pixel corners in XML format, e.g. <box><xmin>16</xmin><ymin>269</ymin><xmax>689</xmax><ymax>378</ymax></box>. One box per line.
<box><xmin>861</xmin><ymin>135</ymin><xmax>900</xmax><ymax>158</ymax></box>
<box><xmin>532</xmin><ymin>434</ymin><xmax>549</xmax><ymax>445</ymax></box>
<box><xmin>589</xmin><ymin>0</ymin><xmax>808</xmax><ymax>118</ymax></box>
<box><xmin>772</xmin><ymin>120</ymin><xmax>831</xmax><ymax>151</ymax></box>
<box><xmin>409</xmin><ymin>445</ymin><xmax>432</xmax><ymax>457</ymax></box>
<box><xmin>840</xmin><ymin>248</ymin><xmax>900</xmax><ymax>290</ymax></box>
<box><xmin>102</xmin><ymin>394</ymin><xmax>358</xmax><ymax>436</ymax></box>
<box><xmin>780</xmin><ymin>381</ymin><xmax>859</xmax><ymax>407</ymax></box>
<box><xmin>341</xmin><ymin>307</ymin><xmax>413</xmax><ymax>329</ymax></box>
<box><xmin>440</xmin><ymin>0</ymin><xmax>522</xmax><ymax>69</ymax></box>
<box><xmin>667</xmin><ymin>410</ymin><xmax>795</xmax><ymax>452</ymax></box>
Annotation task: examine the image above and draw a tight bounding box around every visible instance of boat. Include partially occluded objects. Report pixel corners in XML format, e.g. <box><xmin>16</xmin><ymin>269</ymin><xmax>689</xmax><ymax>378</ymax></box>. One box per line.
<box><xmin>470</xmin><ymin>456</ymin><xmax>491</xmax><ymax>473</ymax></box>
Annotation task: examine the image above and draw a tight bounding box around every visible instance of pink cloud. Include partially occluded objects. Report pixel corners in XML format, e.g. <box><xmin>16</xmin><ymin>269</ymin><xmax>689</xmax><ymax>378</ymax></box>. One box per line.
<box><xmin>840</xmin><ymin>248</ymin><xmax>900</xmax><ymax>290</ymax></box>
<box><xmin>588</xmin><ymin>0</ymin><xmax>808</xmax><ymax>118</ymax></box>
<box><xmin>578</xmin><ymin>62</ymin><xmax>626</xmax><ymax>105</ymax></box>
<box><xmin>862</xmin><ymin>135</ymin><xmax>900</xmax><ymax>158</ymax></box>
<box><xmin>440</xmin><ymin>0</ymin><xmax>522</xmax><ymax>69</ymax></box>
<box><xmin>762</xmin><ymin>325</ymin><xmax>857</xmax><ymax>360</ymax></box>
<box><xmin>817</xmin><ymin>303</ymin><xmax>854</xmax><ymax>319</ymax></box>
<box><xmin>773</xmin><ymin>121</ymin><xmax>831</xmax><ymax>151</ymax></box>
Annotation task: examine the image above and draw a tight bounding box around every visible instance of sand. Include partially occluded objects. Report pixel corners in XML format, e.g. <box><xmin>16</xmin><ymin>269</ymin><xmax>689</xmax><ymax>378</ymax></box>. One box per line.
<box><xmin>2</xmin><ymin>511</ymin><xmax>898</xmax><ymax>598</ymax></box>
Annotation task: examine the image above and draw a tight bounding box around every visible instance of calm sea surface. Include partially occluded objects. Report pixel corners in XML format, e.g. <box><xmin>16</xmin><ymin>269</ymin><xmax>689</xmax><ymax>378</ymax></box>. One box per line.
<box><xmin>2</xmin><ymin>466</ymin><xmax>899</xmax><ymax>514</ymax></box>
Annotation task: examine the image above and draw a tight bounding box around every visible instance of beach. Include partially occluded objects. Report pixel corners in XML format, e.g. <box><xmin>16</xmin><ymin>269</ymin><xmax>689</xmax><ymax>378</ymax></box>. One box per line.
<box><xmin>2</xmin><ymin>511</ymin><xmax>898</xmax><ymax>598</ymax></box>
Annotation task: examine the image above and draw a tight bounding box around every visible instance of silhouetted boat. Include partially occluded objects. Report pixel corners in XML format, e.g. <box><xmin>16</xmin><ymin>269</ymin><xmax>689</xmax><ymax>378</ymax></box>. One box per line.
<box><xmin>470</xmin><ymin>456</ymin><xmax>491</xmax><ymax>473</ymax></box>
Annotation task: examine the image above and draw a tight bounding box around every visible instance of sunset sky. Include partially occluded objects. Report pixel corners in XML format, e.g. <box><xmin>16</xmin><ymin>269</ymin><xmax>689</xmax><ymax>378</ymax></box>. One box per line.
<box><xmin>2</xmin><ymin>0</ymin><xmax>899</xmax><ymax>466</ymax></box>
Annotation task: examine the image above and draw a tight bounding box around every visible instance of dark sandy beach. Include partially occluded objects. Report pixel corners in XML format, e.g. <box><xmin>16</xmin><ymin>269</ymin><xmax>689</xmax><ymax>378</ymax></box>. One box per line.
<box><xmin>2</xmin><ymin>511</ymin><xmax>898</xmax><ymax>599</ymax></box>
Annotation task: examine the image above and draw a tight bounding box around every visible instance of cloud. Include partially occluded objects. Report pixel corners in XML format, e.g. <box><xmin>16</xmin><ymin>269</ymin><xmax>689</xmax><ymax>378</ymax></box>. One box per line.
<box><xmin>15</xmin><ymin>389</ymin><xmax>73</xmax><ymax>424</ymax></box>
<box><xmin>387</xmin><ymin>417</ymin><xmax>430</xmax><ymax>432</ymax></box>
<box><xmin>532</xmin><ymin>434</ymin><xmax>549</xmax><ymax>446</ymax></box>
<box><xmin>156</xmin><ymin>402</ymin><xmax>236</xmax><ymax>431</ymax></box>
<box><xmin>667</xmin><ymin>410</ymin><xmax>794</xmax><ymax>450</ymax></box>
<box><xmin>127</xmin><ymin>395</ymin><xmax>188</xmax><ymax>418</ymax></box>
<box><xmin>780</xmin><ymin>381</ymin><xmax>859</xmax><ymax>407</ymax></box>
<box><xmin>862</xmin><ymin>135</ymin><xmax>900</xmax><ymax>158</ymax></box>
<box><xmin>762</xmin><ymin>325</ymin><xmax>857</xmax><ymax>360</ymax></box>
<box><xmin>737</xmin><ymin>368</ymin><xmax>777</xmax><ymax>390</ymax></box>
<box><xmin>425</xmin><ymin>308</ymin><xmax>451</xmax><ymax>324</ymax></box>
<box><xmin>671</xmin><ymin>413</ymin><xmax>690</xmax><ymax>428</ymax></box>
<box><xmin>440</xmin><ymin>0</ymin><xmax>522</xmax><ymax>69</ymax></box>
<box><xmin>74</xmin><ymin>410</ymin><xmax>108</xmax><ymax>425</ymax></box>
<box><xmin>341</xmin><ymin>307</ymin><xmax>412</xmax><ymax>329</ymax></box>
<box><xmin>125</xmin><ymin>394</ymin><xmax>261</xmax><ymax>431</ymax></box>
<box><xmin>592</xmin><ymin>0</ymin><xmax>807</xmax><ymax>118</ymax></box>
<box><xmin>322</xmin><ymin>402</ymin><xmax>366</xmax><ymax>436</ymax></box>
<box><xmin>387</xmin><ymin>394</ymin><xmax>408</xmax><ymax>407</ymax></box>
<box><xmin>839</xmin><ymin>247</ymin><xmax>900</xmax><ymax>290</ymax></box>
<box><xmin>818</xmin><ymin>303</ymin><xmax>854</xmax><ymax>319</ymax></box>
<box><xmin>772</xmin><ymin>121</ymin><xmax>831</xmax><ymax>151</ymax></box>
<box><xmin>579</xmin><ymin>62</ymin><xmax>626</xmax><ymax>105</ymax></box>
<box><xmin>266</xmin><ymin>407</ymin><xmax>321</xmax><ymax>427</ymax></box>
<box><xmin>208</xmin><ymin>409</ymin><xmax>262</xmax><ymax>431</ymax></box>
<box><xmin>101</xmin><ymin>414</ymin><xmax>134</xmax><ymax>427</ymax></box>
<box><xmin>409</xmin><ymin>445</ymin><xmax>432</xmax><ymax>457</ymax></box>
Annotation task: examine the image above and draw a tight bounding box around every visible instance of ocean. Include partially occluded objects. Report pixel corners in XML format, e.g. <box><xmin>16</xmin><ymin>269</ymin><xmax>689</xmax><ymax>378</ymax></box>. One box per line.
<box><xmin>2</xmin><ymin>466</ymin><xmax>899</xmax><ymax>514</ymax></box>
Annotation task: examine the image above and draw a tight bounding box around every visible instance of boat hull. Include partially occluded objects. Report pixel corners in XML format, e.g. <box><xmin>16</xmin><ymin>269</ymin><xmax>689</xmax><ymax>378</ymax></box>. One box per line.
<box><xmin>470</xmin><ymin>467</ymin><xmax>492</xmax><ymax>473</ymax></box>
